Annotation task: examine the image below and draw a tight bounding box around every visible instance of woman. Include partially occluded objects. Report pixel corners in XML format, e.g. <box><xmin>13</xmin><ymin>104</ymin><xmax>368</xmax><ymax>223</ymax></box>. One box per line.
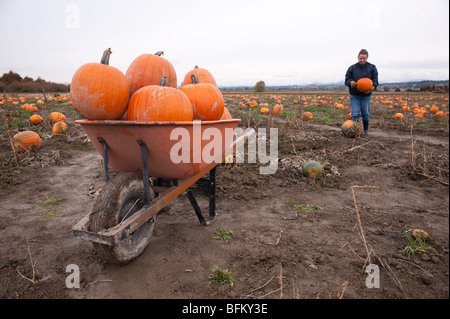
<box><xmin>345</xmin><ymin>49</ymin><xmax>378</xmax><ymax>135</ymax></box>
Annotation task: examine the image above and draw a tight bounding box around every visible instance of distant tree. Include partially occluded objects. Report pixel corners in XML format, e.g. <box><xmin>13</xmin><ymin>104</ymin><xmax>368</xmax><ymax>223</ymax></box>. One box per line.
<box><xmin>254</xmin><ymin>80</ymin><xmax>266</xmax><ymax>92</ymax></box>
<box><xmin>1</xmin><ymin>70</ymin><xmax>23</xmax><ymax>84</ymax></box>
<box><xmin>35</xmin><ymin>77</ymin><xmax>46</xmax><ymax>83</ymax></box>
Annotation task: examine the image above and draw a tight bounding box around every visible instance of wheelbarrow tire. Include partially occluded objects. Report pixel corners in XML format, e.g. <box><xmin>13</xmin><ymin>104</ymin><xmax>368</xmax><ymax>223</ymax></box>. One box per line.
<box><xmin>89</xmin><ymin>172</ymin><xmax>156</xmax><ymax>264</ymax></box>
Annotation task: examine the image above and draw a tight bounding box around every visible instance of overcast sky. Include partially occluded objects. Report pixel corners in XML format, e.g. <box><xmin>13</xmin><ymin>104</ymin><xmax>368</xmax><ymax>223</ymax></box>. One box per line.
<box><xmin>0</xmin><ymin>0</ymin><xmax>448</xmax><ymax>87</ymax></box>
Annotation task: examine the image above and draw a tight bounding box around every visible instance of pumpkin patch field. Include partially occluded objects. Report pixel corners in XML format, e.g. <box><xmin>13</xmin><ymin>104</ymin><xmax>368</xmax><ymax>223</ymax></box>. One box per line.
<box><xmin>0</xmin><ymin>90</ymin><xmax>448</xmax><ymax>299</ymax></box>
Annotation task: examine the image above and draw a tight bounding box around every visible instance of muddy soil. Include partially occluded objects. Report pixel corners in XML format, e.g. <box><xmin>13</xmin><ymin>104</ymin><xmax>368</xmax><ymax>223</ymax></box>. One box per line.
<box><xmin>0</xmin><ymin>93</ymin><xmax>448</xmax><ymax>301</ymax></box>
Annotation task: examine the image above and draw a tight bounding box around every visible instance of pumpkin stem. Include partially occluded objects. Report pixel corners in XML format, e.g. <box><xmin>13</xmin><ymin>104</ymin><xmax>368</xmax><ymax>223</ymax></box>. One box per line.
<box><xmin>159</xmin><ymin>76</ymin><xmax>167</xmax><ymax>86</ymax></box>
<box><xmin>100</xmin><ymin>48</ymin><xmax>112</xmax><ymax>65</ymax></box>
<box><xmin>154</xmin><ymin>51</ymin><xmax>164</xmax><ymax>57</ymax></box>
<box><xmin>194</xmin><ymin>65</ymin><xmax>199</xmax><ymax>69</ymax></box>
<box><xmin>190</xmin><ymin>73</ymin><xmax>200</xmax><ymax>84</ymax></box>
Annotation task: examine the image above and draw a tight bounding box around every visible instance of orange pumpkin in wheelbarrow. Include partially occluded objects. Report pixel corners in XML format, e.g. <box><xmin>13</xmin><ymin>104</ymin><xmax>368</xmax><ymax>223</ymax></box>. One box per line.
<box><xmin>70</xmin><ymin>48</ymin><xmax>129</xmax><ymax>120</ymax></box>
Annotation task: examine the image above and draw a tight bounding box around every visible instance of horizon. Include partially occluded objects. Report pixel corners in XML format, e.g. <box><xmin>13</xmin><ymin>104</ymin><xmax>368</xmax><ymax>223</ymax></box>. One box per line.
<box><xmin>1</xmin><ymin>69</ymin><xmax>448</xmax><ymax>89</ymax></box>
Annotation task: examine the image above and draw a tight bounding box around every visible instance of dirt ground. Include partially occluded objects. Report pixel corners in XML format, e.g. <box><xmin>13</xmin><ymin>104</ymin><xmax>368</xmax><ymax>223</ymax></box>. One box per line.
<box><xmin>0</xmin><ymin>92</ymin><xmax>448</xmax><ymax>300</ymax></box>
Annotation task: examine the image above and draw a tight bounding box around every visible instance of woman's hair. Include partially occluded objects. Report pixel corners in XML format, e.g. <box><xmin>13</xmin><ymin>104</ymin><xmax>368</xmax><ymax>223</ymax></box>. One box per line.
<box><xmin>359</xmin><ymin>49</ymin><xmax>369</xmax><ymax>57</ymax></box>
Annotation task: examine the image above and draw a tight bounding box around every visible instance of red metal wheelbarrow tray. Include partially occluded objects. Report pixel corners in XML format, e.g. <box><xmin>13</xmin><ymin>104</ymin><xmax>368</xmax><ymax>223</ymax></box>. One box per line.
<box><xmin>75</xmin><ymin>119</ymin><xmax>241</xmax><ymax>179</ymax></box>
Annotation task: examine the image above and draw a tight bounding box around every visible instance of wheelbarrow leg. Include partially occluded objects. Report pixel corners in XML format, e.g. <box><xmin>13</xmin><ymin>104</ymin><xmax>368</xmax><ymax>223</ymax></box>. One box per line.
<box><xmin>186</xmin><ymin>189</ymin><xmax>206</xmax><ymax>225</ymax></box>
<box><xmin>208</xmin><ymin>166</ymin><xmax>217</xmax><ymax>221</ymax></box>
<box><xmin>137</xmin><ymin>139</ymin><xmax>151</xmax><ymax>206</ymax></box>
<box><xmin>97</xmin><ymin>137</ymin><xmax>109</xmax><ymax>182</ymax></box>
<box><xmin>186</xmin><ymin>165</ymin><xmax>217</xmax><ymax>226</ymax></box>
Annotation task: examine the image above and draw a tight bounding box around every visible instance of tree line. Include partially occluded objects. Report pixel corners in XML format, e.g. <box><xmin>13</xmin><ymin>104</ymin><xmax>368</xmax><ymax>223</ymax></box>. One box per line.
<box><xmin>0</xmin><ymin>71</ymin><xmax>70</xmax><ymax>93</ymax></box>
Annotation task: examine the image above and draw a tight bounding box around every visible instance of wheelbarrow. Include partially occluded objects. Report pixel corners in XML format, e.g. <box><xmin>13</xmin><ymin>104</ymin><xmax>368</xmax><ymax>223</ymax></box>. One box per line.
<box><xmin>72</xmin><ymin>119</ymin><xmax>252</xmax><ymax>264</ymax></box>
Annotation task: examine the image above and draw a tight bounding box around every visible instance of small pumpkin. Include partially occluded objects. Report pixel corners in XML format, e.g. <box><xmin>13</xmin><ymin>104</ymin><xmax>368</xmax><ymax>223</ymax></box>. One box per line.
<box><xmin>302</xmin><ymin>111</ymin><xmax>313</xmax><ymax>121</ymax></box>
<box><xmin>52</xmin><ymin>121</ymin><xmax>68</xmax><ymax>135</ymax></box>
<box><xmin>126</xmin><ymin>51</ymin><xmax>177</xmax><ymax>96</ymax></box>
<box><xmin>179</xmin><ymin>74</ymin><xmax>224</xmax><ymax>120</ymax></box>
<box><xmin>274</xmin><ymin>104</ymin><xmax>283</xmax><ymax>116</ymax></box>
<box><xmin>127</xmin><ymin>76</ymin><xmax>193</xmax><ymax>122</ymax></box>
<box><xmin>70</xmin><ymin>48</ymin><xmax>129</xmax><ymax>120</ymax></box>
<box><xmin>394</xmin><ymin>113</ymin><xmax>404</xmax><ymax>120</ymax></box>
<box><xmin>21</xmin><ymin>103</ymin><xmax>38</xmax><ymax>112</ymax></box>
<box><xmin>49</xmin><ymin>112</ymin><xmax>66</xmax><ymax>124</ymax></box>
<box><xmin>12</xmin><ymin>131</ymin><xmax>41</xmax><ymax>153</ymax></box>
<box><xmin>302</xmin><ymin>161</ymin><xmax>323</xmax><ymax>179</ymax></box>
<box><xmin>260</xmin><ymin>107</ymin><xmax>269</xmax><ymax>114</ymax></box>
<box><xmin>341</xmin><ymin>120</ymin><xmax>362</xmax><ymax>138</ymax></box>
<box><xmin>430</xmin><ymin>105</ymin><xmax>439</xmax><ymax>113</ymax></box>
<box><xmin>183</xmin><ymin>65</ymin><xmax>217</xmax><ymax>86</ymax></box>
<box><xmin>29</xmin><ymin>114</ymin><xmax>43</xmax><ymax>125</ymax></box>
<box><xmin>411</xmin><ymin>229</ymin><xmax>429</xmax><ymax>240</ymax></box>
<box><xmin>356</xmin><ymin>78</ymin><xmax>373</xmax><ymax>93</ymax></box>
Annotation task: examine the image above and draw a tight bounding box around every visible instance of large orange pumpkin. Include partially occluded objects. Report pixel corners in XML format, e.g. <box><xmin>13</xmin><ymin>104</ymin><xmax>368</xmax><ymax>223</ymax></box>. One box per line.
<box><xmin>127</xmin><ymin>76</ymin><xmax>193</xmax><ymax>122</ymax></box>
<box><xmin>356</xmin><ymin>78</ymin><xmax>373</xmax><ymax>93</ymax></box>
<box><xmin>70</xmin><ymin>48</ymin><xmax>129</xmax><ymax>120</ymax></box>
<box><xmin>182</xmin><ymin>65</ymin><xmax>217</xmax><ymax>86</ymax></box>
<box><xmin>12</xmin><ymin>131</ymin><xmax>41</xmax><ymax>153</ymax></box>
<box><xmin>179</xmin><ymin>74</ymin><xmax>224</xmax><ymax>120</ymax></box>
<box><xmin>126</xmin><ymin>51</ymin><xmax>177</xmax><ymax>96</ymax></box>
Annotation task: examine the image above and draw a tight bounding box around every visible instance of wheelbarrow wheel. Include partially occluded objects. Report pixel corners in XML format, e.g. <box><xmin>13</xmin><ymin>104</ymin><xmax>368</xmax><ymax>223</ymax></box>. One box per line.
<box><xmin>89</xmin><ymin>172</ymin><xmax>156</xmax><ymax>264</ymax></box>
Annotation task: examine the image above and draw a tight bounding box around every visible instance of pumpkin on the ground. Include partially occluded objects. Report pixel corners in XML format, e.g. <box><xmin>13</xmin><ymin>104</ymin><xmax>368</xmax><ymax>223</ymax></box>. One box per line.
<box><xmin>126</xmin><ymin>51</ymin><xmax>177</xmax><ymax>96</ymax></box>
<box><xmin>394</xmin><ymin>113</ymin><xmax>404</xmax><ymax>120</ymax></box>
<box><xmin>356</xmin><ymin>78</ymin><xmax>373</xmax><ymax>93</ymax></box>
<box><xmin>12</xmin><ymin>131</ymin><xmax>41</xmax><ymax>153</ymax></box>
<box><xmin>430</xmin><ymin>105</ymin><xmax>439</xmax><ymax>113</ymax></box>
<box><xmin>274</xmin><ymin>104</ymin><xmax>283</xmax><ymax>116</ymax></box>
<box><xmin>302</xmin><ymin>111</ymin><xmax>313</xmax><ymax>121</ymax></box>
<box><xmin>29</xmin><ymin>114</ymin><xmax>43</xmax><ymax>125</ymax></box>
<box><xmin>179</xmin><ymin>74</ymin><xmax>224</xmax><ymax>120</ymax></box>
<box><xmin>21</xmin><ymin>103</ymin><xmax>38</xmax><ymax>112</ymax></box>
<box><xmin>49</xmin><ymin>112</ymin><xmax>66</xmax><ymax>124</ymax></box>
<box><xmin>302</xmin><ymin>161</ymin><xmax>323</xmax><ymax>179</ymax></box>
<box><xmin>127</xmin><ymin>76</ymin><xmax>193</xmax><ymax>122</ymax></box>
<box><xmin>52</xmin><ymin>121</ymin><xmax>68</xmax><ymax>135</ymax></box>
<box><xmin>260</xmin><ymin>107</ymin><xmax>269</xmax><ymax>114</ymax></box>
<box><xmin>70</xmin><ymin>48</ymin><xmax>129</xmax><ymax>120</ymax></box>
<box><xmin>341</xmin><ymin>120</ymin><xmax>362</xmax><ymax>138</ymax></box>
